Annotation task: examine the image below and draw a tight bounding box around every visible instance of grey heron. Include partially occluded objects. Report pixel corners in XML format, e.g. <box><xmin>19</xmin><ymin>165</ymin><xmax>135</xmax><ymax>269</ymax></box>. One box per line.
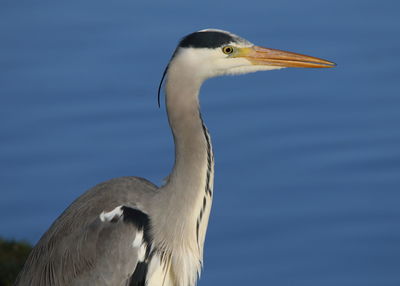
<box><xmin>15</xmin><ymin>29</ymin><xmax>335</xmax><ymax>286</ymax></box>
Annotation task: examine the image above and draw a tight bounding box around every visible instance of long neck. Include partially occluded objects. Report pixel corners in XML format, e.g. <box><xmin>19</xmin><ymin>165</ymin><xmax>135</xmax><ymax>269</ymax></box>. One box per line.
<box><xmin>166</xmin><ymin>78</ymin><xmax>211</xmax><ymax>193</ymax></box>
<box><xmin>162</xmin><ymin>67</ymin><xmax>214</xmax><ymax>223</ymax></box>
<box><xmin>150</xmin><ymin>64</ymin><xmax>214</xmax><ymax>286</ymax></box>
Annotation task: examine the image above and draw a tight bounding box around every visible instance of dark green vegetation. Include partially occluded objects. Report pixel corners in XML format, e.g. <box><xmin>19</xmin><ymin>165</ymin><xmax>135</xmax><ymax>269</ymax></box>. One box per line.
<box><xmin>0</xmin><ymin>238</ymin><xmax>32</xmax><ymax>286</ymax></box>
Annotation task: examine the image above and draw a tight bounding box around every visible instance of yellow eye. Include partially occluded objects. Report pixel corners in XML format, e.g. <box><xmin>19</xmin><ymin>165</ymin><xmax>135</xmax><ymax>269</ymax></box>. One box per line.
<box><xmin>222</xmin><ymin>46</ymin><xmax>234</xmax><ymax>55</ymax></box>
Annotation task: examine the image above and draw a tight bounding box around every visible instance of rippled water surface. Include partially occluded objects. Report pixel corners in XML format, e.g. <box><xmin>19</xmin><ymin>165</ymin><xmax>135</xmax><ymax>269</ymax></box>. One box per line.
<box><xmin>1</xmin><ymin>1</ymin><xmax>400</xmax><ymax>285</ymax></box>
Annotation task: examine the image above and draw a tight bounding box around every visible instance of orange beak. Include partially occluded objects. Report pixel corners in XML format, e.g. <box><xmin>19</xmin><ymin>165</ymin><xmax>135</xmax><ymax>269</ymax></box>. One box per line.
<box><xmin>239</xmin><ymin>45</ymin><xmax>336</xmax><ymax>68</ymax></box>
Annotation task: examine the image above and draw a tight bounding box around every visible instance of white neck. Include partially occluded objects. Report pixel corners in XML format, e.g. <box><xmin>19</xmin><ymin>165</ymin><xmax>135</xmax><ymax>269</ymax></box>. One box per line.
<box><xmin>149</xmin><ymin>59</ymin><xmax>214</xmax><ymax>286</ymax></box>
<box><xmin>166</xmin><ymin>73</ymin><xmax>210</xmax><ymax>194</ymax></box>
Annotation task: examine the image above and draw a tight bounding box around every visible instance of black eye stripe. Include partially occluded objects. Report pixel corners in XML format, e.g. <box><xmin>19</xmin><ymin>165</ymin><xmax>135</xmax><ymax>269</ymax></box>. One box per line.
<box><xmin>179</xmin><ymin>31</ymin><xmax>236</xmax><ymax>49</ymax></box>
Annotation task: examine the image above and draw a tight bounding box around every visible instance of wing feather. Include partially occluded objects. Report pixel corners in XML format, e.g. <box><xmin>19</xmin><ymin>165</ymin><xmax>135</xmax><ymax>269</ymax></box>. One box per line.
<box><xmin>15</xmin><ymin>177</ymin><xmax>156</xmax><ymax>286</ymax></box>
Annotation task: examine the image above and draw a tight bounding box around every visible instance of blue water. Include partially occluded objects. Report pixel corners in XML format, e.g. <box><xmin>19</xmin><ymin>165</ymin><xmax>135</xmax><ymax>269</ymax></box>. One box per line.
<box><xmin>1</xmin><ymin>0</ymin><xmax>400</xmax><ymax>285</ymax></box>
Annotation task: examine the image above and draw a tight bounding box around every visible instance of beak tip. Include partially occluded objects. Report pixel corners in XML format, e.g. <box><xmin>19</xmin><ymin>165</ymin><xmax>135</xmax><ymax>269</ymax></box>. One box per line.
<box><xmin>328</xmin><ymin>61</ymin><xmax>337</xmax><ymax>67</ymax></box>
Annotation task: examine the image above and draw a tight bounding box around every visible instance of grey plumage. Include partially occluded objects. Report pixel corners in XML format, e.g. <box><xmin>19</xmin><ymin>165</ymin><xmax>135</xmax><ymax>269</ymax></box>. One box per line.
<box><xmin>15</xmin><ymin>29</ymin><xmax>335</xmax><ymax>286</ymax></box>
<box><xmin>16</xmin><ymin>177</ymin><xmax>156</xmax><ymax>285</ymax></box>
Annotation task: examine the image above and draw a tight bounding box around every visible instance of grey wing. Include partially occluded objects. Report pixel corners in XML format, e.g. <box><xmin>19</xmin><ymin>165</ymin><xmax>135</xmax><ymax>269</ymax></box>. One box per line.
<box><xmin>15</xmin><ymin>177</ymin><xmax>156</xmax><ymax>286</ymax></box>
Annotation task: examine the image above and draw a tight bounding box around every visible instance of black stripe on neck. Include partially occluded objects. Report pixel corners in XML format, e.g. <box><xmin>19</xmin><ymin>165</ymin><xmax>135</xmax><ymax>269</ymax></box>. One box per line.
<box><xmin>199</xmin><ymin>112</ymin><xmax>213</xmax><ymax>195</ymax></box>
<box><xmin>196</xmin><ymin>112</ymin><xmax>214</xmax><ymax>245</ymax></box>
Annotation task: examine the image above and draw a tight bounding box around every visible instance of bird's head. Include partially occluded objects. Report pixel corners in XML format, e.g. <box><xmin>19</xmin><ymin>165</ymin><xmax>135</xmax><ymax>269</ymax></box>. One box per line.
<box><xmin>158</xmin><ymin>29</ymin><xmax>335</xmax><ymax>105</ymax></box>
<box><xmin>170</xmin><ymin>29</ymin><xmax>334</xmax><ymax>77</ymax></box>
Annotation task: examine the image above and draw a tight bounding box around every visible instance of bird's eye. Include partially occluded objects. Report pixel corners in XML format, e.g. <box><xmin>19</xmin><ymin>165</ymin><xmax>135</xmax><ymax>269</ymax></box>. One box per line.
<box><xmin>222</xmin><ymin>46</ymin><xmax>234</xmax><ymax>55</ymax></box>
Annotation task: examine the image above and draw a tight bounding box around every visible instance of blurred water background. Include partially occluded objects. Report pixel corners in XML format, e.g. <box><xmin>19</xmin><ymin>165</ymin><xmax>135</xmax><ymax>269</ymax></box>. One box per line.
<box><xmin>1</xmin><ymin>0</ymin><xmax>400</xmax><ymax>285</ymax></box>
